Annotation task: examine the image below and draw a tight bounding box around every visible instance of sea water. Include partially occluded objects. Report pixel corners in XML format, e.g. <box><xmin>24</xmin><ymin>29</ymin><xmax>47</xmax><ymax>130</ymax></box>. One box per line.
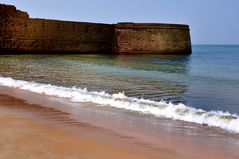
<box><xmin>0</xmin><ymin>45</ymin><xmax>239</xmax><ymax>133</ymax></box>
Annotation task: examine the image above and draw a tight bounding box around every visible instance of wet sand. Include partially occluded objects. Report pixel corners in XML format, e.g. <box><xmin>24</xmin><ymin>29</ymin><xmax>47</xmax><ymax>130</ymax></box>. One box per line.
<box><xmin>0</xmin><ymin>91</ymin><xmax>238</xmax><ymax>159</ymax></box>
<box><xmin>0</xmin><ymin>94</ymin><xmax>153</xmax><ymax>159</ymax></box>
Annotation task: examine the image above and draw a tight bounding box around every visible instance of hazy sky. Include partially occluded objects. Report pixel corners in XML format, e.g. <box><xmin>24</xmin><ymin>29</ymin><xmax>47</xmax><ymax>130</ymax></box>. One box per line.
<box><xmin>1</xmin><ymin>0</ymin><xmax>239</xmax><ymax>44</ymax></box>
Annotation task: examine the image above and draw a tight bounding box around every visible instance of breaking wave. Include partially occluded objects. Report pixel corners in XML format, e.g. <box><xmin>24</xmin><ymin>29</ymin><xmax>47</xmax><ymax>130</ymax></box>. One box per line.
<box><xmin>0</xmin><ymin>76</ymin><xmax>239</xmax><ymax>133</ymax></box>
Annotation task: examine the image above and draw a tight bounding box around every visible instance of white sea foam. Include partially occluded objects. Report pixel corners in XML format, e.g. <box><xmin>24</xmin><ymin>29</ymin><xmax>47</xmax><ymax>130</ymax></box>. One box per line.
<box><xmin>0</xmin><ymin>76</ymin><xmax>239</xmax><ymax>133</ymax></box>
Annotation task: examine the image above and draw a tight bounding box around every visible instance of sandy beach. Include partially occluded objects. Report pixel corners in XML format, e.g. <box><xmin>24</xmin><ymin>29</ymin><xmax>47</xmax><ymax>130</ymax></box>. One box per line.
<box><xmin>0</xmin><ymin>94</ymin><xmax>154</xmax><ymax>159</ymax></box>
<box><xmin>0</xmin><ymin>91</ymin><xmax>238</xmax><ymax>159</ymax></box>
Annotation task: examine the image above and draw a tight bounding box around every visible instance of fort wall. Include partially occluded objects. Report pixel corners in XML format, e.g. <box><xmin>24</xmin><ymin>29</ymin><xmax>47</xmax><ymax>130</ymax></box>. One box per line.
<box><xmin>113</xmin><ymin>23</ymin><xmax>191</xmax><ymax>54</ymax></box>
<box><xmin>0</xmin><ymin>4</ymin><xmax>191</xmax><ymax>54</ymax></box>
<box><xmin>0</xmin><ymin>4</ymin><xmax>114</xmax><ymax>53</ymax></box>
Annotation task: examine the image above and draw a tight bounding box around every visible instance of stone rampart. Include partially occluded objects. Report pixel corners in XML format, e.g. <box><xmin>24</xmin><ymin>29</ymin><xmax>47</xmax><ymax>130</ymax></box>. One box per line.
<box><xmin>0</xmin><ymin>4</ymin><xmax>191</xmax><ymax>54</ymax></box>
<box><xmin>0</xmin><ymin>4</ymin><xmax>114</xmax><ymax>53</ymax></box>
<box><xmin>113</xmin><ymin>23</ymin><xmax>191</xmax><ymax>54</ymax></box>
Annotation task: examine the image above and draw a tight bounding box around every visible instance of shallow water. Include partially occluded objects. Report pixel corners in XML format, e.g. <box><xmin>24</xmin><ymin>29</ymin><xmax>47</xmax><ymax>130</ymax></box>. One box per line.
<box><xmin>0</xmin><ymin>45</ymin><xmax>239</xmax><ymax>133</ymax></box>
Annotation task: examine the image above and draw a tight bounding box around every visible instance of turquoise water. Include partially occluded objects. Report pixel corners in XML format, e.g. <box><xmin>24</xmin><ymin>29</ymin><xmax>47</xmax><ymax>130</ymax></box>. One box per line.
<box><xmin>0</xmin><ymin>45</ymin><xmax>239</xmax><ymax>115</ymax></box>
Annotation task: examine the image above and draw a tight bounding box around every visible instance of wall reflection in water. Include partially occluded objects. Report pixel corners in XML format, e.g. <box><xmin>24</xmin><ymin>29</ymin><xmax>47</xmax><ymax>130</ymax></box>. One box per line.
<box><xmin>0</xmin><ymin>53</ymin><xmax>191</xmax><ymax>104</ymax></box>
